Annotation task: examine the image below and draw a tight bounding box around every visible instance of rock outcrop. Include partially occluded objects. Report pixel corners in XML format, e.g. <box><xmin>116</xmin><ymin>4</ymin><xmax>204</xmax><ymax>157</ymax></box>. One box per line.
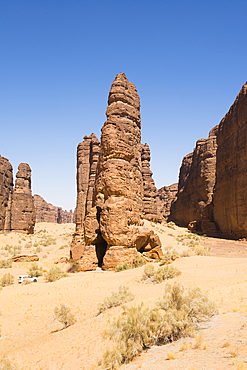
<box><xmin>156</xmin><ymin>183</ymin><xmax>178</xmax><ymax>222</ymax></box>
<box><xmin>169</xmin><ymin>127</ymin><xmax>218</xmax><ymax>234</ymax></box>
<box><xmin>0</xmin><ymin>156</ymin><xmax>13</xmax><ymax>231</ymax></box>
<box><xmin>33</xmin><ymin>194</ymin><xmax>75</xmax><ymax>223</ymax></box>
<box><xmin>10</xmin><ymin>163</ymin><xmax>35</xmax><ymax>234</ymax></box>
<box><xmin>213</xmin><ymin>82</ymin><xmax>247</xmax><ymax>239</ymax></box>
<box><xmin>71</xmin><ymin>73</ymin><xmax>162</xmax><ymax>269</ymax></box>
<box><xmin>141</xmin><ymin>143</ymin><xmax>160</xmax><ymax>221</ymax></box>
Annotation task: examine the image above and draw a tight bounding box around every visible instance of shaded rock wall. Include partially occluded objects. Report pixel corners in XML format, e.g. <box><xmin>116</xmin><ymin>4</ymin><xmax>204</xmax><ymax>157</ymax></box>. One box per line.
<box><xmin>213</xmin><ymin>82</ymin><xmax>247</xmax><ymax>239</ymax></box>
<box><xmin>156</xmin><ymin>183</ymin><xmax>178</xmax><ymax>222</ymax></box>
<box><xmin>71</xmin><ymin>73</ymin><xmax>162</xmax><ymax>269</ymax></box>
<box><xmin>141</xmin><ymin>143</ymin><xmax>159</xmax><ymax>221</ymax></box>
<box><xmin>10</xmin><ymin>163</ymin><xmax>35</xmax><ymax>234</ymax></box>
<box><xmin>169</xmin><ymin>127</ymin><xmax>218</xmax><ymax>234</ymax></box>
<box><xmin>0</xmin><ymin>156</ymin><xmax>13</xmax><ymax>231</ymax></box>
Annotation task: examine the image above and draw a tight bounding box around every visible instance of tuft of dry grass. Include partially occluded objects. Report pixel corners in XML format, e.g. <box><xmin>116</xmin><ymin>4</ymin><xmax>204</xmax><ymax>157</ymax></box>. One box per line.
<box><xmin>97</xmin><ymin>286</ymin><xmax>135</xmax><ymax>315</ymax></box>
<box><xmin>166</xmin><ymin>352</ymin><xmax>176</xmax><ymax>360</ymax></box>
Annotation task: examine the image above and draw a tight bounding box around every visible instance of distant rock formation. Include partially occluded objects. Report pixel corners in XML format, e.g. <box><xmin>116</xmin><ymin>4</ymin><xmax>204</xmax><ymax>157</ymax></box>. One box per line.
<box><xmin>213</xmin><ymin>82</ymin><xmax>247</xmax><ymax>239</ymax></box>
<box><xmin>170</xmin><ymin>81</ymin><xmax>247</xmax><ymax>239</ymax></box>
<box><xmin>10</xmin><ymin>163</ymin><xmax>36</xmax><ymax>234</ymax></box>
<box><xmin>71</xmin><ymin>73</ymin><xmax>162</xmax><ymax>269</ymax></box>
<box><xmin>157</xmin><ymin>183</ymin><xmax>178</xmax><ymax>222</ymax></box>
<box><xmin>0</xmin><ymin>156</ymin><xmax>13</xmax><ymax>231</ymax></box>
<box><xmin>33</xmin><ymin>194</ymin><xmax>75</xmax><ymax>223</ymax></box>
<box><xmin>141</xmin><ymin>143</ymin><xmax>160</xmax><ymax>222</ymax></box>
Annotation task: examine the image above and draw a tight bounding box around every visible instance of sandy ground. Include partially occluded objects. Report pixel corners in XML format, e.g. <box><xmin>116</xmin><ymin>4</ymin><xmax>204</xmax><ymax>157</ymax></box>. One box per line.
<box><xmin>0</xmin><ymin>222</ymin><xmax>247</xmax><ymax>370</ymax></box>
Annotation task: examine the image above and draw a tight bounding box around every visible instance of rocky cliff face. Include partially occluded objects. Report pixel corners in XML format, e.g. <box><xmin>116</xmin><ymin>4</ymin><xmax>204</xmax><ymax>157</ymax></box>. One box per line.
<box><xmin>75</xmin><ymin>133</ymin><xmax>100</xmax><ymax>231</ymax></box>
<box><xmin>0</xmin><ymin>156</ymin><xmax>13</xmax><ymax>231</ymax></box>
<box><xmin>141</xmin><ymin>143</ymin><xmax>160</xmax><ymax>221</ymax></box>
<box><xmin>169</xmin><ymin>127</ymin><xmax>218</xmax><ymax>234</ymax></box>
<box><xmin>157</xmin><ymin>183</ymin><xmax>178</xmax><ymax>222</ymax></box>
<box><xmin>71</xmin><ymin>73</ymin><xmax>162</xmax><ymax>269</ymax></box>
<box><xmin>213</xmin><ymin>82</ymin><xmax>247</xmax><ymax>239</ymax></box>
<box><xmin>10</xmin><ymin>163</ymin><xmax>35</xmax><ymax>234</ymax></box>
<box><xmin>34</xmin><ymin>194</ymin><xmax>75</xmax><ymax>223</ymax></box>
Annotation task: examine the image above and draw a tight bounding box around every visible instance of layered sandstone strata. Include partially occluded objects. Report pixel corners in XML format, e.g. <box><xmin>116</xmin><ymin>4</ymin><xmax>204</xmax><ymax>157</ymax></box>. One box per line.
<box><xmin>213</xmin><ymin>82</ymin><xmax>247</xmax><ymax>239</ymax></box>
<box><xmin>34</xmin><ymin>194</ymin><xmax>75</xmax><ymax>223</ymax></box>
<box><xmin>11</xmin><ymin>163</ymin><xmax>35</xmax><ymax>234</ymax></box>
<box><xmin>0</xmin><ymin>156</ymin><xmax>13</xmax><ymax>231</ymax></box>
<box><xmin>169</xmin><ymin>126</ymin><xmax>218</xmax><ymax>234</ymax></box>
<box><xmin>71</xmin><ymin>73</ymin><xmax>162</xmax><ymax>269</ymax></box>
<box><xmin>141</xmin><ymin>143</ymin><xmax>159</xmax><ymax>221</ymax></box>
<box><xmin>156</xmin><ymin>183</ymin><xmax>178</xmax><ymax>222</ymax></box>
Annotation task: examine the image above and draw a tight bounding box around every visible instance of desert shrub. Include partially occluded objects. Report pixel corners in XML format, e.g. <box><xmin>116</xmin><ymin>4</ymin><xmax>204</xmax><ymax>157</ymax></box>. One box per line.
<box><xmin>142</xmin><ymin>264</ymin><xmax>155</xmax><ymax>279</ymax></box>
<box><xmin>142</xmin><ymin>264</ymin><xmax>181</xmax><ymax>283</ymax></box>
<box><xmin>0</xmin><ymin>357</ymin><xmax>19</xmax><ymax>370</ymax></box>
<box><xmin>102</xmin><ymin>283</ymin><xmax>217</xmax><ymax>368</ymax></box>
<box><xmin>115</xmin><ymin>262</ymin><xmax>132</xmax><ymax>272</ymax></box>
<box><xmin>24</xmin><ymin>241</ymin><xmax>32</xmax><ymax>249</ymax></box>
<box><xmin>160</xmin><ymin>250</ymin><xmax>179</xmax><ymax>266</ymax></box>
<box><xmin>193</xmin><ymin>245</ymin><xmax>211</xmax><ymax>256</ymax></box>
<box><xmin>45</xmin><ymin>266</ymin><xmax>68</xmax><ymax>282</ymax></box>
<box><xmin>0</xmin><ymin>273</ymin><xmax>14</xmax><ymax>287</ymax></box>
<box><xmin>41</xmin><ymin>236</ymin><xmax>57</xmax><ymax>247</ymax></box>
<box><xmin>28</xmin><ymin>262</ymin><xmax>43</xmax><ymax>277</ymax></box>
<box><xmin>131</xmin><ymin>254</ymin><xmax>146</xmax><ymax>268</ymax></box>
<box><xmin>0</xmin><ymin>259</ymin><xmax>12</xmax><ymax>269</ymax></box>
<box><xmin>35</xmin><ymin>246</ymin><xmax>42</xmax><ymax>253</ymax></box>
<box><xmin>180</xmin><ymin>250</ymin><xmax>192</xmax><ymax>257</ymax></box>
<box><xmin>59</xmin><ymin>244</ymin><xmax>68</xmax><ymax>250</ymax></box>
<box><xmin>54</xmin><ymin>303</ymin><xmax>76</xmax><ymax>329</ymax></box>
<box><xmin>152</xmin><ymin>266</ymin><xmax>181</xmax><ymax>283</ymax></box>
<box><xmin>98</xmin><ymin>285</ymin><xmax>134</xmax><ymax>314</ymax></box>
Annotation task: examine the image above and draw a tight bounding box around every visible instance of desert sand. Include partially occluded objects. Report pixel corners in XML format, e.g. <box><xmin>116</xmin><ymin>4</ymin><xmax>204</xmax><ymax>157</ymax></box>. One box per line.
<box><xmin>1</xmin><ymin>222</ymin><xmax>247</xmax><ymax>369</ymax></box>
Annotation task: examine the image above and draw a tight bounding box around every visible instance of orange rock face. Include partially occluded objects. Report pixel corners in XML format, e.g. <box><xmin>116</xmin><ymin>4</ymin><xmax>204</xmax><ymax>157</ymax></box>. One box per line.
<box><xmin>156</xmin><ymin>183</ymin><xmax>178</xmax><ymax>222</ymax></box>
<box><xmin>0</xmin><ymin>156</ymin><xmax>13</xmax><ymax>231</ymax></box>
<box><xmin>71</xmin><ymin>73</ymin><xmax>162</xmax><ymax>269</ymax></box>
<box><xmin>213</xmin><ymin>82</ymin><xmax>247</xmax><ymax>239</ymax></box>
<box><xmin>33</xmin><ymin>194</ymin><xmax>74</xmax><ymax>223</ymax></box>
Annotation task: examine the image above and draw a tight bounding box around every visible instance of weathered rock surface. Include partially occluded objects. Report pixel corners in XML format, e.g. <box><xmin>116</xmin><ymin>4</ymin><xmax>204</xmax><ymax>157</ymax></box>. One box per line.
<box><xmin>0</xmin><ymin>156</ymin><xmax>13</xmax><ymax>231</ymax></box>
<box><xmin>10</xmin><ymin>163</ymin><xmax>35</xmax><ymax>234</ymax></box>
<box><xmin>141</xmin><ymin>143</ymin><xmax>160</xmax><ymax>221</ymax></box>
<box><xmin>213</xmin><ymin>82</ymin><xmax>247</xmax><ymax>239</ymax></box>
<box><xmin>156</xmin><ymin>183</ymin><xmax>178</xmax><ymax>222</ymax></box>
<box><xmin>33</xmin><ymin>194</ymin><xmax>74</xmax><ymax>223</ymax></box>
<box><xmin>169</xmin><ymin>126</ymin><xmax>218</xmax><ymax>234</ymax></box>
<box><xmin>71</xmin><ymin>73</ymin><xmax>162</xmax><ymax>269</ymax></box>
<box><xmin>11</xmin><ymin>254</ymin><xmax>39</xmax><ymax>262</ymax></box>
<box><xmin>75</xmin><ymin>133</ymin><xmax>100</xmax><ymax>231</ymax></box>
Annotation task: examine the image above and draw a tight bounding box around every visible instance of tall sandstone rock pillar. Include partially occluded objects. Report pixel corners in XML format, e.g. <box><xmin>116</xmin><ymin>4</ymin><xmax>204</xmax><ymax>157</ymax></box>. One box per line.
<box><xmin>0</xmin><ymin>156</ymin><xmax>13</xmax><ymax>231</ymax></box>
<box><xmin>213</xmin><ymin>82</ymin><xmax>247</xmax><ymax>239</ymax></box>
<box><xmin>71</xmin><ymin>73</ymin><xmax>162</xmax><ymax>269</ymax></box>
<box><xmin>11</xmin><ymin>163</ymin><xmax>35</xmax><ymax>234</ymax></box>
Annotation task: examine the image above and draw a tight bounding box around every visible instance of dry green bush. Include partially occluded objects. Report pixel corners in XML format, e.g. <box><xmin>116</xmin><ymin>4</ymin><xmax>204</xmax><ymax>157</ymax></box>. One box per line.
<box><xmin>98</xmin><ymin>286</ymin><xmax>134</xmax><ymax>315</ymax></box>
<box><xmin>131</xmin><ymin>254</ymin><xmax>146</xmax><ymax>268</ymax></box>
<box><xmin>0</xmin><ymin>273</ymin><xmax>14</xmax><ymax>287</ymax></box>
<box><xmin>142</xmin><ymin>264</ymin><xmax>181</xmax><ymax>283</ymax></box>
<box><xmin>115</xmin><ymin>262</ymin><xmax>132</xmax><ymax>272</ymax></box>
<box><xmin>67</xmin><ymin>259</ymin><xmax>79</xmax><ymax>273</ymax></box>
<box><xmin>180</xmin><ymin>250</ymin><xmax>192</xmax><ymax>257</ymax></box>
<box><xmin>45</xmin><ymin>266</ymin><xmax>68</xmax><ymax>282</ymax></box>
<box><xmin>59</xmin><ymin>244</ymin><xmax>68</xmax><ymax>250</ymax></box>
<box><xmin>54</xmin><ymin>303</ymin><xmax>76</xmax><ymax>329</ymax></box>
<box><xmin>160</xmin><ymin>250</ymin><xmax>179</xmax><ymax>266</ymax></box>
<box><xmin>102</xmin><ymin>282</ymin><xmax>217</xmax><ymax>369</ymax></box>
<box><xmin>193</xmin><ymin>245</ymin><xmax>211</xmax><ymax>256</ymax></box>
<box><xmin>28</xmin><ymin>262</ymin><xmax>43</xmax><ymax>277</ymax></box>
<box><xmin>0</xmin><ymin>259</ymin><xmax>12</xmax><ymax>269</ymax></box>
<box><xmin>41</xmin><ymin>236</ymin><xmax>56</xmax><ymax>247</ymax></box>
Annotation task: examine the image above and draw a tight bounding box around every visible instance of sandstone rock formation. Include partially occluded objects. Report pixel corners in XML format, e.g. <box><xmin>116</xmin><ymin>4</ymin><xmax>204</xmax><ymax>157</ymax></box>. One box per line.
<box><xmin>0</xmin><ymin>156</ymin><xmax>13</xmax><ymax>231</ymax></box>
<box><xmin>156</xmin><ymin>183</ymin><xmax>178</xmax><ymax>222</ymax></box>
<box><xmin>10</xmin><ymin>163</ymin><xmax>35</xmax><ymax>234</ymax></box>
<box><xmin>71</xmin><ymin>73</ymin><xmax>162</xmax><ymax>269</ymax></box>
<box><xmin>169</xmin><ymin>127</ymin><xmax>218</xmax><ymax>234</ymax></box>
<box><xmin>34</xmin><ymin>194</ymin><xmax>75</xmax><ymax>223</ymax></box>
<box><xmin>141</xmin><ymin>143</ymin><xmax>160</xmax><ymax>221</ymax></box>
<box><xmin>213</xmin><ymin>82</ymin><xmax>247</xmax><ymax>239</ymax></box>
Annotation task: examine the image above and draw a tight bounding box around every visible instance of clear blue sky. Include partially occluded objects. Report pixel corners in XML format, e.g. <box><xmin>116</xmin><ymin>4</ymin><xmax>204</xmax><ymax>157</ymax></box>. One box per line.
<box><xmin>1</xmin><ymin>0</ymin><xmax>246</xmax><ymax>211</ymax></box>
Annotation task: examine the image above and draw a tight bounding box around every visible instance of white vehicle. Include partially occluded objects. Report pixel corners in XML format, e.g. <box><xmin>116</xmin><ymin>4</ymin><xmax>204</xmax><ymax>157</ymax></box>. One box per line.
<box><xmin>18</xmin><ymin>275</ymin><xmax>38</xmax><ymax>284</ymax></box>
